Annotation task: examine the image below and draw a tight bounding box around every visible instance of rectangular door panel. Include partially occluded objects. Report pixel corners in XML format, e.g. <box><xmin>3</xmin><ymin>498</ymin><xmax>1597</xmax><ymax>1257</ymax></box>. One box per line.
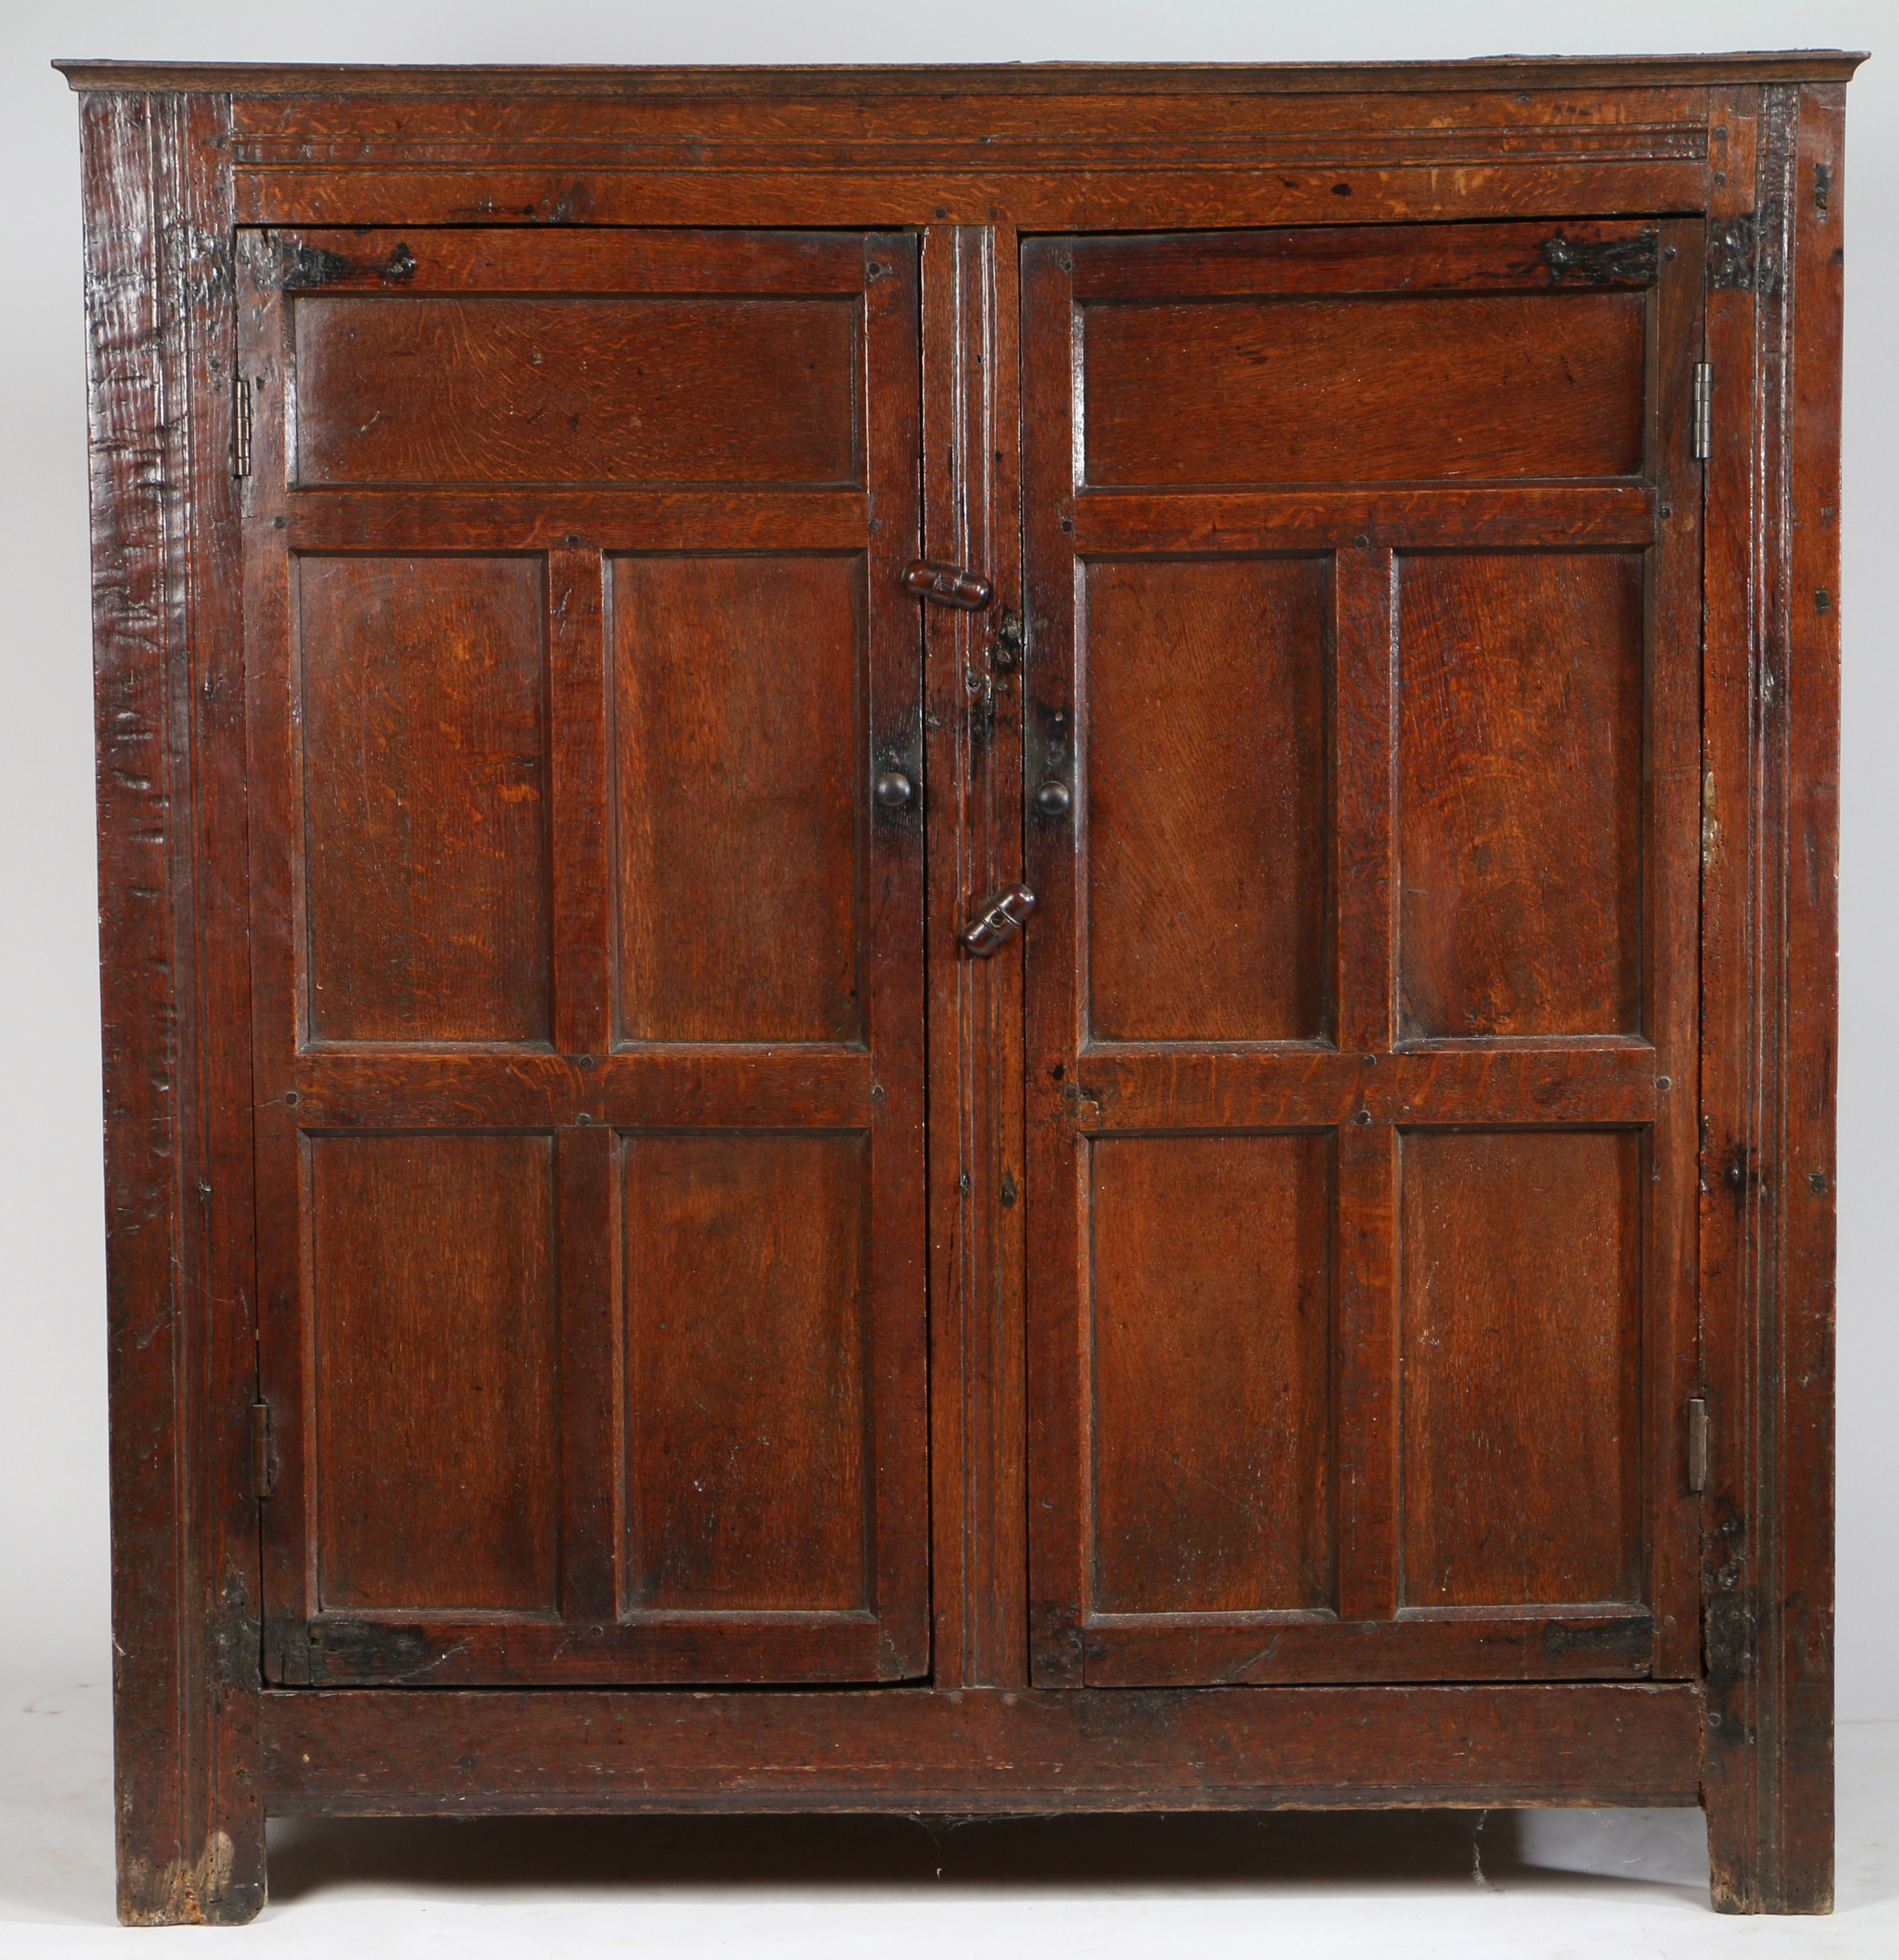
<box><xmin>1081</xmin><ymin>292</ymin><xmax>1645</xmax><ymax>487</ymax></box>
<box><xmin>1085</xmin><ymin>556</ymin><xmax>1329</xmax><ymax>1043</ymax></box>
<box><xmin>295</xmin><ymin>295</ymin><xmax>862</xmax><ymax>487</ymax></box>
<box><xmin>1025</xmin><ymin>218</ymin><xmax>1703</xmax><ymax>1690</ymax></box>
<box><xmin>309</xmin><ymin>1132</ymin><xmax>560</xmax><ymax>1614</ymax></box>
<box><xmin>612</xmin><ymin>554</ymin><xmax>864</xmax><ymax>1046</ymax></box>
<box><xmin>1089</xmin><ymin>1132</ymin><xmax>1333</xmax><ymax>1616</ymax></box>
<box><xmin>250</xmin><ymin>227</ymin><xmax>926</xmax><ymax>1687</ymax></box>
<box><xmin>1399</xmin><ymin>1127</ymin><xmax>1644</xmax><ymax>1609</ymax></box>
<box><xmin>299</xmin><ymin>553</ymin><xmax>551</xmax><ymax>1046</ymax></box>
<box><xmin>1397</xmin><ymin>552</ymin><xmax>1645</xmax><ymax>1039</ymax></box>
<box><xmin>623</xmin><ymin>1130</ymin><xmax>870</xmax><ymax>1614</ymax></box>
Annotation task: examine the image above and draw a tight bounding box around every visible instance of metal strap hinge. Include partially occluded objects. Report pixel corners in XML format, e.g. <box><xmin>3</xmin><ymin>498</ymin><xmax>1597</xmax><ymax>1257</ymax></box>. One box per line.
<box><xmin>249</xmin><ymin>1400</ymin><xmax>275</xmax><ymax>1499</ymax></box>
<box><xmin>1687</xmin><ymin>1396</ymin><xmax>1710</xmax><ymax>1493</ymax></box>
<box><xmin>1692</xmin><ymin>362</ymin><xmax>1712</xmax><ymax>462</ymax></box>
<box><xmin>232</xmin><ymin>375</ymin><xmax>253</xmax><ymax>479</ymax></box>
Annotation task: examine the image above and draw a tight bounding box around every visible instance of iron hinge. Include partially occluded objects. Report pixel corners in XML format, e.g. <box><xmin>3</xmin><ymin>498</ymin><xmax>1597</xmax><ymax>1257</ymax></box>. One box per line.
<box><xmin>1687</xmin><ymin>1396</ymin><xmax>1711</xmax><ymax>1493</ymax></box>
<box><xmin>1692</xmin><ymin>362</ymin><xmax>1712</xmax><ymax>462</ymax></box>
<box><xmin>249</xmin><ymin>1400</ymin><xmax>276</xmax><ymax>1499</ymax></box>
<box><xmin>232</xmin><ymin>375</ymin><xmax>252</xmax><ymax>479</ymax></box>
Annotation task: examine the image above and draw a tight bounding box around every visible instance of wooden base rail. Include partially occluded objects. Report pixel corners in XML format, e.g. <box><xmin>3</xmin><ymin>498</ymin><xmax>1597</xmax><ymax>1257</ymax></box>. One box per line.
<box><xmin>263</xmin><ymin>1684</ymin><xmax>1705</xmax><ymax>1816</ymax></box>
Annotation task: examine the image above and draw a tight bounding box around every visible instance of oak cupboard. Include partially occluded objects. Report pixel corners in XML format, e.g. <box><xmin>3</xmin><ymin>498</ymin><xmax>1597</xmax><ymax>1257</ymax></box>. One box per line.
<box><xmin>59</xmin><ymin>51</ymin><xmax>1856</xmax><ymax>1921</ymax></box>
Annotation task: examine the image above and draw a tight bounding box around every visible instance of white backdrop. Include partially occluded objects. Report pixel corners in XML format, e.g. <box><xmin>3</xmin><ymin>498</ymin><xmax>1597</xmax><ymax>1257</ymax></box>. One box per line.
<box><xmin>1</xmin><ymin>0</ymin><xmax>1890</xmax><ymax>1719</ymax></box>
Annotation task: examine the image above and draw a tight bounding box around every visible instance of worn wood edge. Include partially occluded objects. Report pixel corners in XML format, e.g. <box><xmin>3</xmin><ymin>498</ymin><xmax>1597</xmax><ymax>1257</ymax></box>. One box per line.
<box><xmin>55</xmin><ymin>54</ymin><xmax>1870</xmax><ymax>97</ymax></box>
<box><xmin>82</xmin><ymin>87</ymin><xmax>266</xmax><ymax>1927</ymax></box>
<box><xmin>261</xmin><ymin>1682</ymin><xmax>1705</xmax><ymax>1814</ymax></box>
<box><xmin>1698</xmin><ymin>80</ymin><xmax>1840</xmax><ymax>1917</ymax></box>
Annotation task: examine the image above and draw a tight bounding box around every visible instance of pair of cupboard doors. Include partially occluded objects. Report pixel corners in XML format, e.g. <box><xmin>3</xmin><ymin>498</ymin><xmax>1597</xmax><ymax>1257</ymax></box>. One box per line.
<box><xmin>248</xmin><ymin>210</ymin><xmax>1704</xmax><ymax>1696</ymax></box>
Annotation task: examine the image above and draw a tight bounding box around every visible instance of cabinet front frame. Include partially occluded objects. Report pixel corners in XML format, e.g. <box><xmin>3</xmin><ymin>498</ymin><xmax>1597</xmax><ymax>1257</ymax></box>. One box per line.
<box><xmin>65</xmin><ymin>57</ymin><xmax>1848</xmax><ymax>1922</ymax></box>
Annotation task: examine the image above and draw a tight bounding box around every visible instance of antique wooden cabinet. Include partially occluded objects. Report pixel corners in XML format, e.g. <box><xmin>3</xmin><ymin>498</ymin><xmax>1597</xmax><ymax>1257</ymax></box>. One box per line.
<box><xmin>60</xmin><ymin>52</ymin><xmax>1855</xmax><ymax>1921</ymax></box>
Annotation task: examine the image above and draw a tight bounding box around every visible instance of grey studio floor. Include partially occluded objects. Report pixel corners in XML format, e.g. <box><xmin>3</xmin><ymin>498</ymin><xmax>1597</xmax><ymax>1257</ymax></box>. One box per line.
<box><xmin>2</xmin><ymin>1685</ymin><xmax>1896</xmax><ymax>1957</ymax></box>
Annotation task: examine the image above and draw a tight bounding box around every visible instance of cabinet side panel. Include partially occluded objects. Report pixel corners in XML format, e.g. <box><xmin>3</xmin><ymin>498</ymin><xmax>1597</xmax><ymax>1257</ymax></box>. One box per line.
<box><xmin>1700</xmin><ymin>80</ymin><xmax>1843</xmax><ymax>1917</ymax></box>
<box><xmin>82</xmin><ymin>90</ymin><xmax>265</xmax><ymax>1925</ymax></box>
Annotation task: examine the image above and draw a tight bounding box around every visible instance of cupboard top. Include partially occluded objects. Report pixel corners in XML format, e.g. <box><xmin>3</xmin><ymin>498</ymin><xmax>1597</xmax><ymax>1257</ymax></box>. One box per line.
<box><xmin>54</xmin><ymin>53</ymin><xmax>1869</xmax><ymax>97</ymax></box>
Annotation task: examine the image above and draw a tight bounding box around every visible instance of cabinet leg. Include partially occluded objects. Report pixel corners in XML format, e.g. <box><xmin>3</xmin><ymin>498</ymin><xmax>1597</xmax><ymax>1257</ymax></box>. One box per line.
<box><xmin>1702</xmin><ymin>1678</ymin><xmax>1834</xmax><ymax>1914</ymax></box>
<box><xmin>114</xmin><ymin>1759</ymin><xmax>266</xmax><ymax>1927</ymax></box>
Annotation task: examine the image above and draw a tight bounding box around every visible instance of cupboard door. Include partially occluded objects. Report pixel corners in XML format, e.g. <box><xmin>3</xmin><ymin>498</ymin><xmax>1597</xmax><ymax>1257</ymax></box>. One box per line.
<box><xmin>1021</xmin><ymin>222</ymin><xmax>1703</xmax><ymax>1686</ymax></box>
<box><xmin>245</xmin><ymin>228</ymin><xmax>928</xmax><ymax>1685</ymax></box>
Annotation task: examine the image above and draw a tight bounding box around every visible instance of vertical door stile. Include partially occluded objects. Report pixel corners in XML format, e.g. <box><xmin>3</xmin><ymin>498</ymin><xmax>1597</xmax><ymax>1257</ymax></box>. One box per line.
<box><xmin>1020</xmin><ymin>239</ymin><xmax>1088</xmax><ymax>1687</ymax></box>
<box><xmin>1646</xmin><ymin>216</ymin><xmax>1711</xmax><ymax>1680</ymax></box>
<box><xmin>237</xmin><ymin>245</ymin><xmax>311</xmax><ymax>1675</ymax></box>
<box><xmin>1333</xmin><ymin>541</ymin><xmax>1401</xmax><ymax>1626</ymax></box>
<box><xmin>923</xmin><ymin>222</ymin><xmax>1031</xmax><ymax>1690</ymax></box>
<box><xmin>547</xmin><ymin>543</ymin><xmax>618</xmax><ymax>1628</ymax></box>
<box><xmin>860</xmin><ymin>229</ymin><xmax>931</xmax><ymax>1679</ymax></box>
<box><xmin>547</xmin><ymin>545</ymin><xmax>611</xmax><ymax>1062</ymax></box>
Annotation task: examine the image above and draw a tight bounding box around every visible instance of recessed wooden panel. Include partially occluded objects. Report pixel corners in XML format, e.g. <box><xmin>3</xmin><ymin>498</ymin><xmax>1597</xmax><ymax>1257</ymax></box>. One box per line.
<box><xmin>1397</xmin><ymin>552</ymin><xmax>1644</xmax><ymax>1037</ymax></box>
<box><xmin>294</xmin><ymin>296</ymin><xmax>860</xmax><ymax>486</ymax></box>
<box><xmin>1089</xmin><ymin>1133</ymin><xmax>1333</xmax><ymax>1614</ymax></box>
<box><xmin>622</xmin><ymin>1131</ymin><xmax>870</xmax><ymax>1612</ymax></box>
<box><xmin>612</xmin><ymin>555</ymin><xmax>863</xmax><ymax>1045</ymax></box>
<box><xmin>298</xmin><ymin>554</ymin><xmax>551</xmax><ymax>1045</ymax></box>
<box><xmin>1081</xmin><ymin>294</ymin><xmax>1645</xmax><ymax>486</ymax></box>
<box><xmin>1085</xmin><ymin>557</ymin><xmax>1328</xmax><ymax>1041</ymax></box>
<box><xmin>310</xmin><ymin>1132</ymin><xmax>559</xmax><ymax>1612</ymax></box>
<box><xmin>1399</xmin><ymin>1128</ymin><xmax>1642</xmax><ymax>1608</ymax></box>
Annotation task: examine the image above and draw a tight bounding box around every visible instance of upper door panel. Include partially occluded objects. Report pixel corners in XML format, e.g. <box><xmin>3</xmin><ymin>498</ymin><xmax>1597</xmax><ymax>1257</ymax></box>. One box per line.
<box><xmin>1021</xmin><ymin>219</ymin><xmax>1704</xmax><ymax>1690</ymax></box>
<box><xmin>1076</xmin><ymin>238</ymin><xmax>1647</xmax><ymax>488</ymax></box>
<box><xmin>245</xmin><ymin>228</ymin><xmax>928</xmax><ymax>1688</ymax></box>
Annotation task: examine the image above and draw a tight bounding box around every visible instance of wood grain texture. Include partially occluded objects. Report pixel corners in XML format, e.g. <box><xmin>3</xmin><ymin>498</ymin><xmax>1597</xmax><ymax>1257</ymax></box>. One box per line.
<box><xmin>1071</xmin><ymin>219</ymin><xmax>1665</xmax><ymax>299</ymax></box>
<box><xmin>611</xmin><ymin>553</ymin><xmax>863</xmax><ymax>1044</ymax></box>
<box><xmin>71</xmin><ymin>56</ymin><xmax>1850</xmax><ymax>1920</ymax></box>
<box><xmin>1397</xmin><ymin>552</ymin><xmax>1645</xmax><ymax>1038</ymax></box>
<box><xmin>264</xmin><ymin>223</ymin><xmax>868</xmax><ymax>292</ymax></box>
<box><xmin>234</xmin><ymin>164</ymin><xmax>1714</xmax><ymax>236</ymax></box>
<box><xmin>1082</xmin><ymin>294</ymin><xmax>1646</xmax><ymax>487</ymax></box>
<box><xmin>622</xmin><ymin>1130</ymin><xmax>870</xmax><ymax>1614</ymax></box>
<box><xmin>294</xmin><ymin>295</ymin><xmax>860</xmax><ymax>487</ymax></box>
<box><xmin>260</xmin><ymin>1681</ymin><xmax>1708</xmax><ymax>1814</ymax></box>
<box><xmin>309</xmin><ymin>1133</ymin><xmax>560</xmax><ymax>1613</ymax></box>
<box><xmin>1073</xmin><ymin>485</ymin><xmax>1656</xmax><ymax>555</ymax></box>
<box><xmin>1088</xmin><ymin>1134</ymin><xmax>1333</xmax><ymax>1618</ymax></box>
<box><xmin>283</xmin><ymin>487</ymin><xmax>868</xmax><ymax>555</ymax></box>
<box><xmin>299</xmin><ymin>554</ymin><xmax>552</xmax><ymax>1044</ymax></box>
<box><xmin>248</xmin><ymin>227</ymin><xmax>928</xmax><ymax>1691</ymax></box>
<box><xmin>1084</xmin><ymin>557</ymin><xmax>1329</xmax><ymax>1042</ymax></box>
<box><xmin>1398</xmin><ymin>1129</ymin><xmax>1645</xmax><ymax>1609</ymax></box>
<box><xmin>1025</xmin><ymin>212</ymin><xmax>1699</xmax><ymax>1700</ymax></box>
<box><xmin>921</xmin><ymin>223</ymin><xmax>1029</xmax><ymax>1688</ymax></box>
<box><xmin>1698</xmin><ymin>83</ymin><xmax>1843</xmax><ymax>1915</ymax></box>
<box><xmin>1083</xmin><ymin>1609</ymin><xmax>1654</xmax><ymax>1686</ymax></box>
<box><xmin>80</xmin><ymin>90</ymin><xmax>267</xmax><ymax>1926</ymax></box>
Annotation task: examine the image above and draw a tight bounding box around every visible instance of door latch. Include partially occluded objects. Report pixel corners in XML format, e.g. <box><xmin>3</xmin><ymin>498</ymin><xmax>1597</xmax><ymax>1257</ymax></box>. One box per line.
<box><xmin>903</xmin><ymin>561</ymin><xmax>995</xmax><ymax>610</ymax></box>
<box><xmin>959</xmin><ymin>883</ymin><xmax>1036</xmax><ymax>956</ymax></box>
